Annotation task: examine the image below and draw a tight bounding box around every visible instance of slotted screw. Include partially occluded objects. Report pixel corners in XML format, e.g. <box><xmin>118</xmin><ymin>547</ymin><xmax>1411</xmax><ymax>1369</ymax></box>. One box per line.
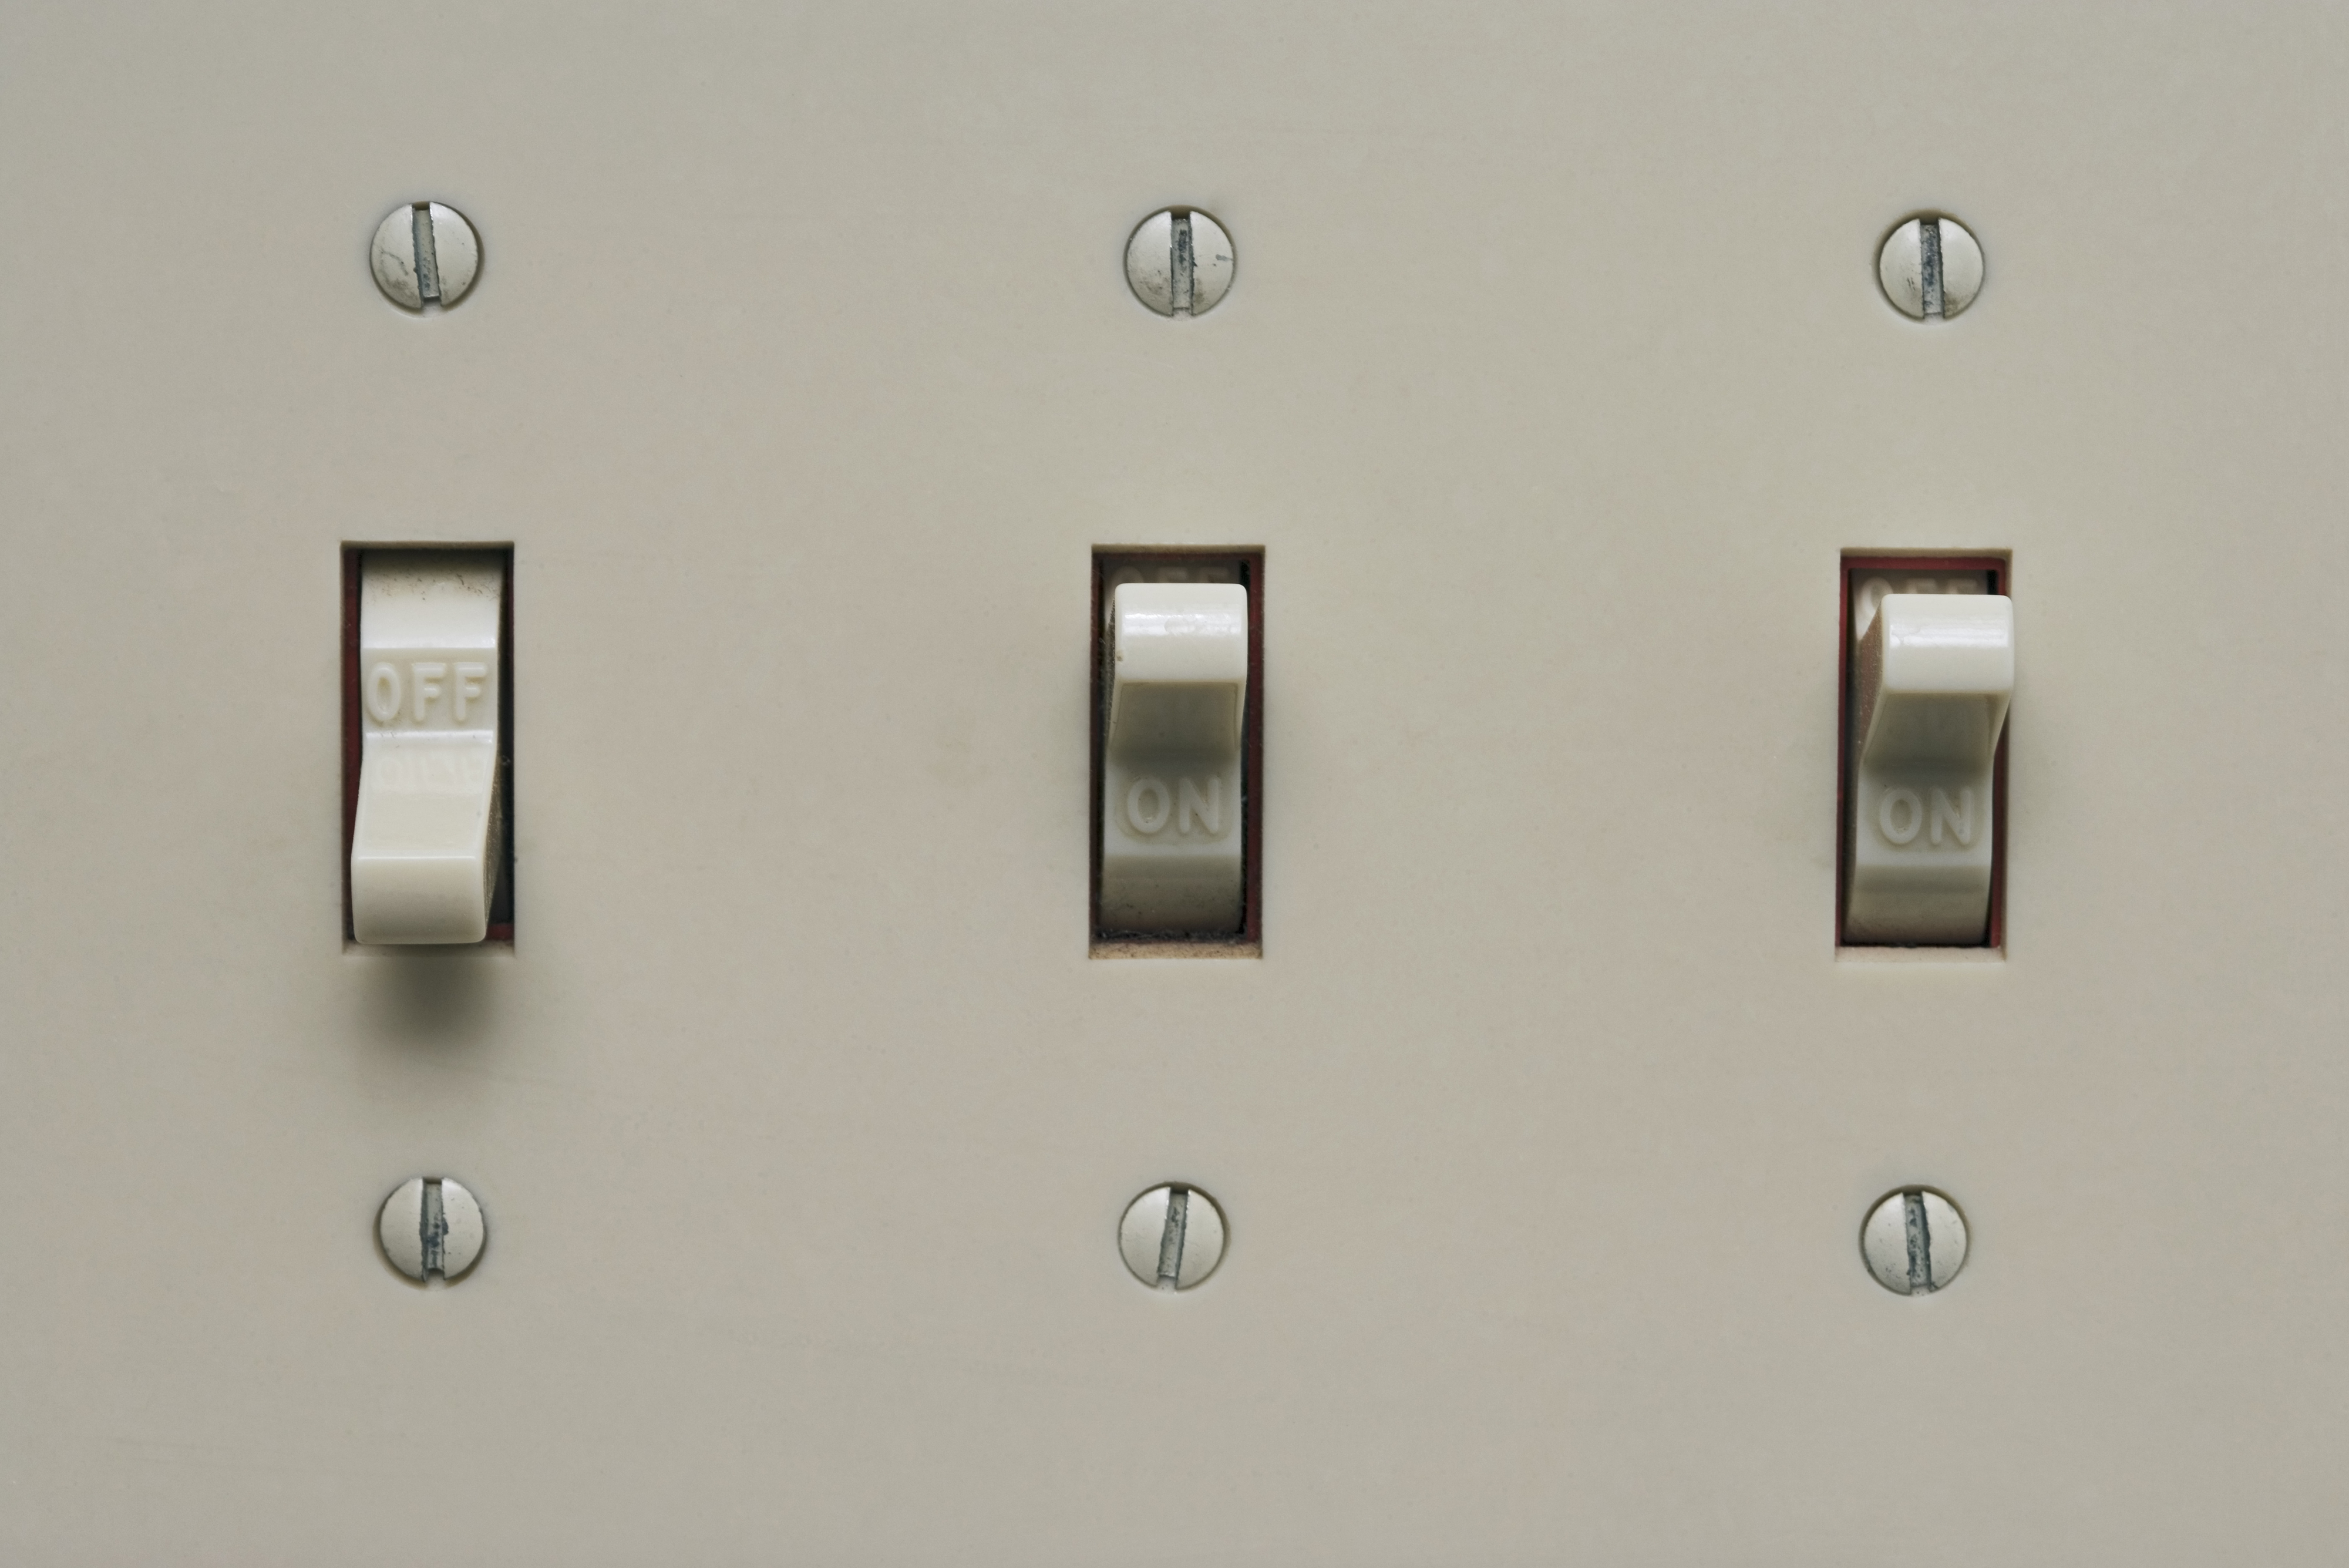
<box><xmin>371</xmin><ymin>202</ymin><xmax>482</xmax><ymax>311</ymax></box>
<box><xmin>1861</xmin><ymin>1187</ymin><xmax>1967</xmax><ymax>1295</ymax></box>
<box><xmin>1877</xmin><ymin>215</ymin><xmax>1983</xmax><ymax>320</ymax></box>
<box><xmin>1119</xmin><ymin>1183</ymin><xmax>1226</xmax><ymax>1290</ymax></box>
<box><xmin>378</xmin><ymin>1176</ymin><xmax>487</xmax><ymax>1283</ymax></box>
<box><xmin>1125</xmin><ymin>209</ymin><xmax>1234</xmax><ymax>317</ymax></box>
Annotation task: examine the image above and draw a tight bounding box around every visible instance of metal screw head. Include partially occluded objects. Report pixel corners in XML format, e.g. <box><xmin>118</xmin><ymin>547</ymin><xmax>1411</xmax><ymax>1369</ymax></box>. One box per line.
<box><xmin>1877</xmin><ymin>215</ymin><xmax>1983</xmax><ymax>320</ymax></box>
<box><xmin>371</xmin><ymin>202</ymin><xmax>481</xmax><ymax>311</ymax></box>
<box><xmin>1119</xmin><ymin>1184</ymin><xmax>1226</xmax><ymax>1290</ymax></box>
<box><xmin>1125</xmin><ymin>209</ymin><xmax>1234</xmax><ymax>318</ymax></box>
<box><xmin>378</xmin><ymin>1176</ymin><xmax>487</xmax><ymax>1283</ymax></box>
<box><xmin>1862</xmin><ymin>1187</ymin><xmax>1967</xmax><ymax>1295</ymax></box>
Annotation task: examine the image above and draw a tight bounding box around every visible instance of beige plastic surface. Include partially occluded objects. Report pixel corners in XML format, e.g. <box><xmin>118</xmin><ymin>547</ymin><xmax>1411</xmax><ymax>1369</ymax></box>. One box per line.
<box><xmin>4</xmin><ymin>5</ymin><xmax>2347</xmax><ymax>1564</ymax></box>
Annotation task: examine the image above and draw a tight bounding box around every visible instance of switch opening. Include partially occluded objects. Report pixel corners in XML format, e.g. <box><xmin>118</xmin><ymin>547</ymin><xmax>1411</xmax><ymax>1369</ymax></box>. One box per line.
<box><xmin>1091</xmin><ymin>548</ymin><xmax>1263</xmax><ymax>957</ymax></box>
<box><xmin>1837</xmin><ymin>552</ymin><xmax>2010</xmax><ymax>951</ymax></box>
<box><xmin>342</xmin><ymin>546</ymin><xmax>515</xmax><ymax>945</ymax></box>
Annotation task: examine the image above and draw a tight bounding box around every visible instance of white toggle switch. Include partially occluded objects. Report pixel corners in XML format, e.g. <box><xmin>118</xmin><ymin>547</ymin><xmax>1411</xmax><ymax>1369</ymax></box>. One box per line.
<box><xmin>1099</xmin><ymin>583</ymin><xmax>1247</xmax><ymax>934</ymax></box>
<box><xmin>350</xmin><ymin>552</ymin><xmax>504</xmax><ymax>944</ymax></box>
<box><xmin>1845</xmin><ymin>593</ymin><xmax>2014</xmax><ymax>945</ymax></box>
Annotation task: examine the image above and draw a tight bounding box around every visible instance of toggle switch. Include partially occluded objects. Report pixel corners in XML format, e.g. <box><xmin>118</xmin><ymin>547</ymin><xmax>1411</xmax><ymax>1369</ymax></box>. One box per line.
<box><xmin>1098</xmin><ymin>581</ymin><xmax>1248</xmax><ymax>936</ymax></box>
<box><xmin>349</xmin><ymin>551</ymin><xmax>506</xmax><ymax>944</ymax></box>
<box><xmin>1842</xmin><ymin>586</ymin><xmax>2013</xmax><ymax>945</ymax></box>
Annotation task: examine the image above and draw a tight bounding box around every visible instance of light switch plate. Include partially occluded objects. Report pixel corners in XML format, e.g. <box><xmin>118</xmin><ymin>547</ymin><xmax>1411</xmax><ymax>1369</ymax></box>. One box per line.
<box><xmin>5</xmin><ymin>5</ymin><xmax>2347</xmax><ymax>1564</ymax></box>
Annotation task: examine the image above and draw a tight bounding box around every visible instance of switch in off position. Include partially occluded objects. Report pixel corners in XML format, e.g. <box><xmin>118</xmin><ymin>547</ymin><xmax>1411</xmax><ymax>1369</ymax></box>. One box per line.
<box><xmin>344</xmin><ymin>550</ymin><xmax>511</xmax><ymax>944</ymax></box>
<box><xmin>1839</xmin><ymin>557</ymin><xmax>2012</xmax><ymax>947</ymax></box>
<box><xmin>1092</xmin><ymin>551</ymin><xmax>1261</xmax><ymax>951</ymax></box>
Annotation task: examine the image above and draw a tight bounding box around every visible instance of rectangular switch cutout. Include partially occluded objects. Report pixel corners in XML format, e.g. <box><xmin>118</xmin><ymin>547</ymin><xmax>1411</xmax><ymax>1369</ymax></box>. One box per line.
<box><xmin>1838</xmin><ymin>552</ymin><xmax>2009</xmax><ymax>952</ymax></box>
<box><xmin>342</xmin><ymin>546</ymin><xmax>515</xmax><ymax>945</ymax></box>
<box><xmin>1092</xmin><ymin>548</ymin><xmax>1263</xmax><ymax>957</ymax></box>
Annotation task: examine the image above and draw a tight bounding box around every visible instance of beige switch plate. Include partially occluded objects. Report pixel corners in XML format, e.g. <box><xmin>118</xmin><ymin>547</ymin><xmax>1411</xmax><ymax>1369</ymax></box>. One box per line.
<box><xmin>5</xmin><ymin>5</ymin><xmax>2346</xmax><ymax>1564</ymax></box>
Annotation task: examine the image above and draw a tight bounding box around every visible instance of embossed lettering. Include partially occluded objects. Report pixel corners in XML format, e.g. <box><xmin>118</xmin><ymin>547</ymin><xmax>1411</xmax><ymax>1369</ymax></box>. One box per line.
<box><xmin>453</xmin><ymin>662</ymin><xmax>489</xmax><ymax>723</ymax></box>
<box><xmin>1929</xmin><ymin>787</ymin><xmax>1974</xmax><ymax>847</ymax></box>
<box><xmin>410</xmin><ymin>662</ymin><xmax>447</xmax><ymax>723</ymax></box>
<box><xmin>1878</xmin><ymin>787</ymin><xmax>1923</xmax><ymax>846</ymax></box>
<box><xmin>1177</xmin><ymin>775</ymin><xmax>1221</xmax><ymax>836</ymax></box>
<box><xmin>1126</xmin><ymin>778</ymin><xmax>1172</xmax><ymax>834</ymax></box>
<box><xmin>373</xmin><ymin>746</ymin><xmax>492</xmax><ymax>793</ymax></box>
<box><xmin>365</xmin><ymin>662</ymin><xmax>402</xmax><ymax>724</ymax></box>
<box><xmin>1856</xmin><ymin>574</ymin><xmax>1984</xmax><ymax>641</ymax></box>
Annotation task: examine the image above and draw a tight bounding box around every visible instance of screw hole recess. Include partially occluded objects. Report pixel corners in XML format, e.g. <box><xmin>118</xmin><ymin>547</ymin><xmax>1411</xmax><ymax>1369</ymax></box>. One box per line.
<box><xmin>1125</xmin><ymin>209</ymin><xmax>1234</xmax><ymax>318</ymax></box>
<box><xmin>378</xmin><ymin>1176</ymin><xmax>487</xmax><ymax>1284</ymax></box>
<box><xmin>1860</xmin><ymin>1187</ymin><xmax>1968</xmax><ymax>1295</ymax></box>
<box><xmin>1119</xmin><ymin>1184</ymin><xmax>1227</xmax><ymax>1290</ymax></box>
<box><xmin>1877</xmin><ymin>215</ymin><xmax>1982</xmax><ymax>321</ymax></box>
<box><xmin>371</xmin><ymin>202</ymin><xmax>482</xmax><ymax>312</ymax></box>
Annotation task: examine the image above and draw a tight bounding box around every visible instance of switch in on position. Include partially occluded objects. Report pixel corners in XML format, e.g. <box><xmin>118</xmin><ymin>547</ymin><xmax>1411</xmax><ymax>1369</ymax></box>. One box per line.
<box><xmin>1839</xmin><ymin>556</ymin><xmax>2013</xmax><ymax>948</ymax></box>
<box><xmin>1092</xmin><ymin>551</ymin><xmax>1262</xmax><ymax>952</ymax></box>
